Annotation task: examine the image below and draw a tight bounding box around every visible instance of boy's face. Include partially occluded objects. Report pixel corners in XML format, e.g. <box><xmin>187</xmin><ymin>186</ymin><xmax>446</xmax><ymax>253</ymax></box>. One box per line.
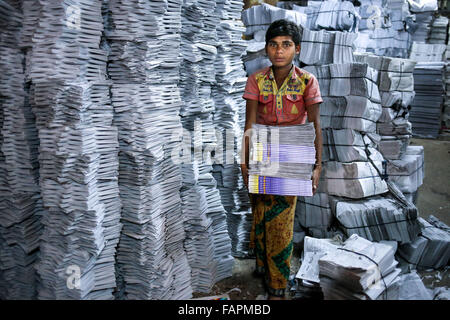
<box><xmin>265</xmin><ymin>35</ymin><xmax>300</xmax><ymax>69</ymax></box>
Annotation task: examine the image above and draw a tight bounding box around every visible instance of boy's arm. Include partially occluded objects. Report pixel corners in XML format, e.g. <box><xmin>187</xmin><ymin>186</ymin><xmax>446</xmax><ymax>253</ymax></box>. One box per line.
<box><xmin>241</xmin><ymin>99</ymin><xmax>258</xmax><ymax>188</ymax></box>
<box><xmin>306</xmin><ymin>103</ymin><xmax>322</xmax><ymax>195</ymax></box>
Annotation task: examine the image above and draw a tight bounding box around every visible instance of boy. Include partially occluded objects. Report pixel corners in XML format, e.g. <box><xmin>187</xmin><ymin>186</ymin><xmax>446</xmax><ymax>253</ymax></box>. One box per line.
<box><xmin>241</xmin><ymin>19</ymin><xmax>323</xmax><ymax>300</ymax></box>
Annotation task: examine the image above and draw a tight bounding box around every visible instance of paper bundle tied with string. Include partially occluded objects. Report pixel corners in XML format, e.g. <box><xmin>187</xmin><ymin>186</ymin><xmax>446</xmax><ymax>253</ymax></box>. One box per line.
<box><xmin>318</xmin><ymin>234</ymin><xmax>401</xmax><ymax>300</ymax></box>
<box><xmin>248</xmin><ymin>123</ymin><xmax>316</xmax><ymax>197</ymax></box>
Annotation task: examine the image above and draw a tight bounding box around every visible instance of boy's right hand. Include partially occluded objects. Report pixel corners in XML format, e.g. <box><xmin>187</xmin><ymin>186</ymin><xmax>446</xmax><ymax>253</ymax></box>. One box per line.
<box><xmin>240</xmin><ymin>163</ymin><xmax>249</xmax><ymax>188</ymax></box>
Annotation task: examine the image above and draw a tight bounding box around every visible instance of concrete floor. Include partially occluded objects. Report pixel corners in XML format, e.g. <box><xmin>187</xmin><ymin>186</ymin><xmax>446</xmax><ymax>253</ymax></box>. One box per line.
<box><xmin>412</xmin><ymin>137</ymin><xmax>450</xmax><ymax>225</ymax></box>
<box><xmin>193</xmin><ymin>137</ymin><xmax>450</xmax><ymax>300</ymax></box>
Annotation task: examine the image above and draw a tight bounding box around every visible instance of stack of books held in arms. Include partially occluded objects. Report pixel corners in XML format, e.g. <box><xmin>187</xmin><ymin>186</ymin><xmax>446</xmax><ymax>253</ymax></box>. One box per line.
<box><xmin>248</xmin><ymin>123</ymin><xmax>316</xmax><ymax>197</ymax></box>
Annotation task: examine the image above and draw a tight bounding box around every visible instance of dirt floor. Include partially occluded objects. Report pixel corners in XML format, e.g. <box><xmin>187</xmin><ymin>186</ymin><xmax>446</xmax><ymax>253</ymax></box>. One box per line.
<box><xmin>193</xmin><ymin>137</ymin><xmax>450</xmax><ymax>300</ymax></box>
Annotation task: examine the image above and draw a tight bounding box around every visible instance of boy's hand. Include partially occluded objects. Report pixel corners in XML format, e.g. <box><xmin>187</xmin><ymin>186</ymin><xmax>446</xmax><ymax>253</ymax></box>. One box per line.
<box><xmin>241</xmin><ymin>163</ymin><xmax>249</xmax><ymax>188</ymax></box>
<box><xmin>312</xmin><ymin>165</ymin><xmax>321</xmax><ymax>195</ymax></box>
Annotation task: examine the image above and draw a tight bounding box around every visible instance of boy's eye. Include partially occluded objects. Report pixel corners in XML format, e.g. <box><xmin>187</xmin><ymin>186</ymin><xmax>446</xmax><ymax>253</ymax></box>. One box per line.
<box><xmin>268</xmin><ymin>41</ymin><xmax>294</xmax><ymax>49</ymax></box>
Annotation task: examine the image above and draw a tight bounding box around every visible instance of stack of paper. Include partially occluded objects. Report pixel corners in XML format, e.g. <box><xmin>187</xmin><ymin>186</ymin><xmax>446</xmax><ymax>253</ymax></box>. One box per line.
<box><xmin>241</xmin><ymin>3</ymin><xmax>306</xmax><ymax>38</ymax></box>
<box><xmin>18</xmin><ymin>0</ymin><xmax>41</xmax><ymax>49</ymax></box>
<box><xmin>386</xmin><ymin>146</ymin><xmax>424</xmax><ymax>193</ymax></box>
<box><xmin>248</xmin><ymin>123</ymin><xmax>316</xmax><ymax>197</ymax></box>
<box><xmin>319</xmin><ymin>234</ymin><xmax>401</xmax><ymax>300</ymax></box>
<box><xmin>226</xmin><ymin>210</ymin><xmax>253</xmax><ymax>258</ymax></box>
<box><xmin>322</xmin><ymin>128</ymin><xmax>384</xmax><ymax>163</ymax></box>
<box><xmin>428</xmin><ymin>15</ymin><xmax>449</xmax><ymax>44</ymax></box>
<box><xmin>298</xmin><ymin>28</ymin><xmax>357</xmax><ymax>66</ymax></box>
<box><xmin>294</xmin><ymin>236</ymin><xmax>343</xmax><ymax>298</ymax></box>
<box><xmin>409</xmin><ymin>62</ymin><xmax>445</xmax><ymax>138</ymax></box>
<box><xmin>354</xmin><ymin>53</ymin><xmax>416</xmax><ymax>159</ymax></box>
<box><xmin>307</xmin><ymin>63</ymin><xmax>380</xmax><ymax>100</ymax></box>
<box><xmin>397</xmin><ymin>215</ymin><xmax>450</xmax><ymax>270</ymax></box>
<box><xmin>408</xmin><ymin>0</ymin><xmax>438</xmax><ymax>13</ymax></box>
<box><xmin>386</xmin><ymin>0</ymin><xmax>414</xmax><ymax>32</ymax></box>
<box><xmin>242</xmin><ymin>40</ymin><xmax>272</xmax><ymax>76</ymax></box>
<box><xmin>0</xmin><ymin>1</ymin><xmax>42</xmax><ymax>300</ymax></box>
<box><xmin>319</xmin><ymin>160</ymin><xmax>388</xmax><ymax>198</ymax></box>
<box><xmin>409</xmin><ymin>11</ymin><xmax>434</xmax><ymax>43</ymax></box>
<box><xmin>295</xmin><ymin>193</ymin><xmax>335</xmax><ymax>237</ymax></box>
<box><xmin>410</xmin><ymin>42</ymin><xmax>447</xmax><ymax>62</ymax></box>
<box><xmin>303</xmin><ymin>0</ymin><xmax>359</xmax><ymax>32</ymax></box>
<box><xmin>329</xmin><ymin>192</ymin><xmax>421</xmax><ymax>243</ymax></box>
<box><xmin>378</xmin><ymin>135</ymin><xmax>411</xmax><ymax>160</ymax></box>
<box><xmin>8</xmin><ymin>0</ymin><xmax>124</xmax><ymax>300</ymax></box>
<box><xmin>354</xmin><ymin>54</ymin><xmax>415</xmax><ymax>117</ymax></box>
<box><xmin>355</xmin><ymin>0</ymin><xmax>414</xmax><ymax>59</ymax></box>
<box><xmin>305</xmin><ymin>63</ymin><xmax>382</xmax><ymax>134</ymax></box>
<box><xmin>317</xmin><ymin>96</ymin><xmax>382</xmax><ymax>133</ymax></box>
<box><xmin>213</xmin><ymin>2</ymin><xmax>252</xmax><ymax>258</ymax></box>
<box><xmin>107</xmin><ymin>0</ymin><xmax>193</xmax><ymax>300</ymax></box>
<box><xmin>357</xmin><ymin>0</ymin><xmax>390</xmax><ymax>31</ymax></box>
<box><xmin>181</xmin><ymin>185</ymin><xmax>218</xmax><ymax>293</ymax></box>
<box><xmin>378</xmin><ymin>118</ymin><xmax>413</xmax><ymax>136</ymax></box>
<box><xmin>179</xmin><ymin>0</ymin><xmax>233</xmax><ymax>292</ymax></box>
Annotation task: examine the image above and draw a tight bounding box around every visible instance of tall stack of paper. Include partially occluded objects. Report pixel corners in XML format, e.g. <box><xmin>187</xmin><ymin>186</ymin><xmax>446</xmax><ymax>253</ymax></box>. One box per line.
<box><xmin>319</xmin><ymin>234</ymin><xmax>401</xmax><ymax>300</ymax></box>
<box><xmin>179</xmin><ymin>0</ymin><xmax>233</xmax><ymax>293</ymax></box>
<box><xmin>248</xmin><ymin>123</ymin><xmax>316</xmax><ymax>197</ymax></box>
<box><xmin>409</xmin><ymin>62</ymin><xmax>445</xmax><ymax>138</ymax></box>
<box><xmin>397</xmin><ymin>215</ymin><xmax>450</xmax><ymax>270</ymax></box>
<box><xmin>212</xmin><ymin>1</ymin><xmax>252</xmax><ymax>258</ymax></box>
<box><xmin>355</xmin><ymin>53</ymin><xmax>416</xmax><ymax>160</ymax></box>
<box><xmin>0</xmin><ymin>0</ymin><xmax>42</xmax><ymax>300</ymax></box>
<box><xmin>107</xmin><ymin>0</ymin><xmax>192</xmax><ymax>300</ymax></box>
<box><xmin>25</xmin><ymin>0</ymin><xmax>121</xmax><ymax>300</ymax></box>
<box><xmin>305</xmin><ymin>63</ymin><xmax>389</xmax><ymax>198</ymax></box>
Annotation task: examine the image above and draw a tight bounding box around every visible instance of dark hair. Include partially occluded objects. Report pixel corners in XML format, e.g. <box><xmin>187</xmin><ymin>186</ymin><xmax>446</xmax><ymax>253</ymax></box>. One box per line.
<box><xmin>265</xmin><ymin>19</ymin><xmax>301</xmax><ymax>46</ymax></box>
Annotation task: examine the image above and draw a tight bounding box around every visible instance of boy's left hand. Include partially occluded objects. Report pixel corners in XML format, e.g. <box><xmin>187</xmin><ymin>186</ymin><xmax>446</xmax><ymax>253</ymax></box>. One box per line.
<box><xmin>312</xmin><ymin>166</ymin><xmax>321</xmax><ymax>195</ymax></box>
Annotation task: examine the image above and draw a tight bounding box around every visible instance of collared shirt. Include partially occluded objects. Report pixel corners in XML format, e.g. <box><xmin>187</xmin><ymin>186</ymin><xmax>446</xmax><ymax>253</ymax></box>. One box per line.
<box><xmin>242</xmin><ymin>65</ymin><xmax>323</xmax><ymax>126</ymax></box>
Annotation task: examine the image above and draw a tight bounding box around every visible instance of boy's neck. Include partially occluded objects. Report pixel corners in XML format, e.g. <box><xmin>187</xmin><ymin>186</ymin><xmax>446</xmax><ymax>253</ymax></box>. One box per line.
<box><xmin>272</xmin><ymin>63</ymin><xmax>293</xmax><ymax>87</ymax></box>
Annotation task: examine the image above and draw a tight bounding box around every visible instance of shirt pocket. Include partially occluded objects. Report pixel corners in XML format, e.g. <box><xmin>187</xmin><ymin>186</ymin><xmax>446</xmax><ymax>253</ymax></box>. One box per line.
<box><xmin>258</xmin><ymin>94</ymin><xmax>274</xmax><ymax>116</ymax></box>
<box><xmin>283</xmin><ymin>94</ymin><xmax>305</xmax><ymax>117</ymax></box>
